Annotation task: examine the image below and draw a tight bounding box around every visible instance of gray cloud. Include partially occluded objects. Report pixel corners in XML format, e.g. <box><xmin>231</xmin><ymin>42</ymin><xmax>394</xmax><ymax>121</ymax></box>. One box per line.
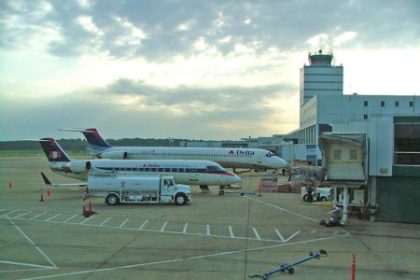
<box><xmin>2</xmin><ymin>0</ymin><xmax>419</xmax><ymax>59</ymax></box>
<box><xmin>0</xmin><ymin>80</ymin><xmax>296</xmax><ymax>141</ymax></box>
<box><xmin>93</xmin><ymin>78</ymin><xmax>295</xmax><ymax>110</ymax></box>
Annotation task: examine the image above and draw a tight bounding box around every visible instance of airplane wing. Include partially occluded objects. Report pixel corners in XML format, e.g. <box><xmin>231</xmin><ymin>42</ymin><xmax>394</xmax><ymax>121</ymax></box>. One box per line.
<box><xmin>41</xmin><ymin>172</ymin><xmax>87</xmax><ymax>187</ymax></box>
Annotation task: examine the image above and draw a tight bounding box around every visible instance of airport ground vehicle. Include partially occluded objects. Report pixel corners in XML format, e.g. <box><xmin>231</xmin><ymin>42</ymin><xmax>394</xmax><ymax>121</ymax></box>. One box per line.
<box><xmin>301</xmin><ymin>186</ymin><xmax>331</xmax><ymax>202</ymax></box>
<box><xmin>85</xmin><ymin>175</ymin><xmax>191</xmax><ymax>205</ymax></box>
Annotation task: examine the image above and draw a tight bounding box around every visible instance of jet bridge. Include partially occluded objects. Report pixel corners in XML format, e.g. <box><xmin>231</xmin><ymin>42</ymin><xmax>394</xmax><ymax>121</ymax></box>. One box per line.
<box><xmin>319</xmin><ymin>133</ymin><xmax>368</xmax><ymax>223</ymax></box>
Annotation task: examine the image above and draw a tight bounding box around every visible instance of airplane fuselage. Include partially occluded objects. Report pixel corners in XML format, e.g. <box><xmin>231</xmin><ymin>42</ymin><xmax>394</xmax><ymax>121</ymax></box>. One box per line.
<box><xmin>96</xmin><ymin>147</ymin><xmax>288</xmax><ymax>170</ymax></box>
<box><xmin>49</xmin><ymin>159</ymin><xmax>241</xmax><ymax>187</ymax></box>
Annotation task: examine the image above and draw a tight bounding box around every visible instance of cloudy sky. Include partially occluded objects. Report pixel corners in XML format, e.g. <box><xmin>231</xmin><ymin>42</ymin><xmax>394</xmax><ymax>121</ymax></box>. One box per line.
<box><xmin>1</xmin><ymin>0</ymin><xmax>419</xmax><ymax>141</ymax></box>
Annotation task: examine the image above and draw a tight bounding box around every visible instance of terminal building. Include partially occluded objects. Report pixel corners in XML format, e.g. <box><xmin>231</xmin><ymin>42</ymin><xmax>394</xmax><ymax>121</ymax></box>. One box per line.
<box><xmin>284</xmin><ymin>50</ymin><xmax>420</xmax><ymax>223</ymax></box>
<box><xmin>184</xmin><ymin>50</ymin><xmax>420</xmax><ymax>223</ymax></box>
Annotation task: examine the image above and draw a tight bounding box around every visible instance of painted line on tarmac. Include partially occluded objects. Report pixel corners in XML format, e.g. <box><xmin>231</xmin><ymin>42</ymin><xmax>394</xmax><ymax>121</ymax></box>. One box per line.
<box><xmin>274</xmin><ymin>229</ymin><xmax>285</xmax><ymax>242</ymax></box>
<box><xmin>228</xmin><ymin>226</ymin><xmax>235</xmax><ymax>238</ymax></box>
<box><xmin>63</xmin><ymin>215</ymin><xmax>78</xmax><ymax>223</ymax></box>
<box><xmin>99</xmin><ymin>217</ymin><xmax>111</xmax><ymax>226</ymax></box>
<box><xmin>2</xmin><ymin>209</ymin><xmax>19</xmax><ymax>217</ymax></box>
<box><xmin>14</xmin><ymin>211</ymin><xmax>33</xmax><ymax>219</ymax></box>
<box><xmin>138</xmin><ymin>219</ymin><xmax>149</xmax><ymax>230</ymax></box>
<box><xmin>182</xmin><ymin>223</ymin><xmax>188</xmax><ymax>234</ymax></box>
<box><xmin>244</xmin><ymin>196</ymin><xmax>319</xmax><ymax>222</ymax></box>
<box><xmin>285</xmin><ymin>231</ymin><xmax>301</xmax><ymax>242</ymax></box>
<box><xmin>252</xmin><ymin>227</ymin><xmax>261</xmax><ymax>240</ymax></box>
<box><xmin>21</xmin><ymin>235</ymin><xmax>339</xmax><ymax>280</ymax></box>
<box><xmin>30</xmin><ymin>212</ymin><xmax>48</xmax><ymax>220</ymax></box>
<box><xmin>119</xmin><ymin>219</ymin><xmax>129</xmax><ymax>228</ymax></box>
<box><xmin>46</xmin><ymin>214</ymin><xmax>62</xmax><ymax>222</ymax></box>
<box><xmin>5</xmin><ymin>214</ymin><xmax>299</xmax><ymax>244</ymax></box>
<box><xmin>0</xmin><ymin>260</ymin><xmax>54</xmax><ymax>270</ymax></box>
<box><xmin>80</xmin><ymin>216</ymin><xmax>95</xmax><ymax>224</ymax></box>
<box><xmin>160</xmin><ymin>221</ymin><xmax>168</xmax><ymax>232</ymax></box>
<box><xmin>6</xmin><ymin>216</ymin><xmax>57</xmax><ymax>268</ymax></box>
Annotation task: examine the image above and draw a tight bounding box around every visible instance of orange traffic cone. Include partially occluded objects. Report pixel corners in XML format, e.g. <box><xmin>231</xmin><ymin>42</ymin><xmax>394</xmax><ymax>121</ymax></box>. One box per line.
<box><xmin>87</xmin><ymin>200</ymin><xmax>97</xmax><ymax>215</ymax></box>
<box><xmin>40</xmin><ymin>189</ymin><xmax>44</xmax><ymax>202</ymax></box>
<box><xmin>257</xmin><ymin>181</ymin><xmax>263</xmax><ymax>196</ymax></box>
<box><xmin>8</xmin><ymin>181</ymin><xmax>13</xmax><ymax>188</ymax></box>
<box><xmin>47</xmin><ymin>188</ymin><xmax>51</xmax><ymax>197</ymax></box>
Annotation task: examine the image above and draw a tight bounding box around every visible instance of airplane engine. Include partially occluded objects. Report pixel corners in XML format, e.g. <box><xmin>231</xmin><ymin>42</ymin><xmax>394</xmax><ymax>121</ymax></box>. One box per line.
<box><xmin>70</xmin><ymin>160</ymin><xmax>91</xmax><ymax>173</ymax></box>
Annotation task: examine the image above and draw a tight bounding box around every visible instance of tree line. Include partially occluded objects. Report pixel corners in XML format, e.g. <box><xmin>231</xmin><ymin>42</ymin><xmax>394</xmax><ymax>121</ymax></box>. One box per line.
<box><xmin>0</xmin><ymin>138</ymin><xmax>196</xmax><ymax>151</ymax></box>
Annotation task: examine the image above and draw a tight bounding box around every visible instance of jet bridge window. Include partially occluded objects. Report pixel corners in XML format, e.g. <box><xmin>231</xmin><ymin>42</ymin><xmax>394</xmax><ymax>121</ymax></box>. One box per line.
<box><xmin>394</xmin><ymin>123</ymin><xmax>420</xmax><ymax>165</ymax></box>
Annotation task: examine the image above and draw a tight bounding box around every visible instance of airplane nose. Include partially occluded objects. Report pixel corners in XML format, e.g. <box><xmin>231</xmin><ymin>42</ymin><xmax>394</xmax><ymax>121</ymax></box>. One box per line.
<box><xmin>274</xmin><ymin>157</ymin><xmax>288</xmax><ymax>169</ymax></box>
<box><xmin>229</xmin><ymin>173</ymin><xmax>242</xmax><ymax>184</ymax></box>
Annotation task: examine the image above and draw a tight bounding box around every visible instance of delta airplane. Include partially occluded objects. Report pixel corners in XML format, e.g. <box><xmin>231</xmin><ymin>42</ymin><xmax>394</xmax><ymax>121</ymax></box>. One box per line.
<box><xmin>35</xmin><ymin>138</ymin><xmax>241</xmax><ymax>195</ymax></box>
<box><xmin>60</xmin><ymin>128</ymin><xmax>289</xmax><ymax>171</ymax></box>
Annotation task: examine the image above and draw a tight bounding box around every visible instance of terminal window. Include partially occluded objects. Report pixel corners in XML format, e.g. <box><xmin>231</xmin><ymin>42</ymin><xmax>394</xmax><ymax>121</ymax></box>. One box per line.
<box><xmin>333</xmin><ymin>149</ymin><xmax>341</xmax><ymax>160</ymax></box>
<box><xmin>364</xmin><ymin>100</ymin><xmax>368</xmax><ymax>107</ymax></box>
<box><xmin>394</xmin><ymin>123</ymin><xmax>420</xmax><ymax>165</ymax></box>
<box><xmin>350</xmin><ymin>150</ymin><xmax>358</xmax><ymax>160</ymax></box>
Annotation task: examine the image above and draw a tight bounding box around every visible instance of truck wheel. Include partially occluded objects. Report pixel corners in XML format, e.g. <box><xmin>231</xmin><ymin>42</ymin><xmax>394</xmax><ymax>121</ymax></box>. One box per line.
<box><xmin>175</xmin><ymin>193</ymin><xmax>187</xmax><ymax>205</ymax></box>
<box><xmin>320</xmin><ymin>196</ymin><xmax>327</xmax><ymax>201</ymax></box>
<box><xmin>303</xmin><ymin>194</ymin><xmax>308</xmax><ymax>201</ymax></box>
<box><xmin>288</xmin><ymin>268</ymin><xmax>294</xmax><ymax>274</ymax></box>
<box><xmin>106</xmin><ymin>194</ymin><xmax>119</xmax><ymax>206</ymax></box>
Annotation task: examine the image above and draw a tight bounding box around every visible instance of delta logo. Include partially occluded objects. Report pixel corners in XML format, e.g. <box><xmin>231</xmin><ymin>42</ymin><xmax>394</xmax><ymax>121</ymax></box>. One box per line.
<box><xmin>228</xmin><ymin>150</ymin><xmax>255</xmax><ymax>156</ymax></box>
<box><xmin>49</xmin><ymin>151</ymin><xmax>62</xmax><ymax>160</ymax></box>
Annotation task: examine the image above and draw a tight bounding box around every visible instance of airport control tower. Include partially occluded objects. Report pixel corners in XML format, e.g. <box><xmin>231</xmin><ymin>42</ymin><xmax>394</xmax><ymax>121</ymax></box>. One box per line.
<box><xmin>300</xmin><ymin>50</ymin><xmax>343</xmax><ymax>106</ymax></box>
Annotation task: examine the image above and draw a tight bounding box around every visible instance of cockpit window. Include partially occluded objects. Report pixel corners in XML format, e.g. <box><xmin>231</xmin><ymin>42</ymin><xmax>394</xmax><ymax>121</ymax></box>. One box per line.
<box><xmin>206</xmin><ymin>165</ymin><xmax>224</xmax><ymax>172</ymax></box>
<box><xmin>266</xmin><ymin>152</ymin><xmax>274</xmax><ymax>157</ymax></box>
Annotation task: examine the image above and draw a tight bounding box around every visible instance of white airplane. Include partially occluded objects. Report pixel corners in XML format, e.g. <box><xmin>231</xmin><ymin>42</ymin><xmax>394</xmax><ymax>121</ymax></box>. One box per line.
<box><xmin>60</xmin><ymin>128</ymin><xmax>289</xmax><ymax>170</ymax></box>
<box><xmin>35</xmin><ymin>138</ymin><xmax>241</xmax><ymax>194</ymax></box>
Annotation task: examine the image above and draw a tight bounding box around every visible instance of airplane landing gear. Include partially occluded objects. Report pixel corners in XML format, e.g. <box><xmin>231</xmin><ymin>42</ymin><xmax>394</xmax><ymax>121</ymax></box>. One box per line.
<box><xmin>219</xmin><ymin>185</ymin><xmax>225</xmax><ymax>196</ymax></box>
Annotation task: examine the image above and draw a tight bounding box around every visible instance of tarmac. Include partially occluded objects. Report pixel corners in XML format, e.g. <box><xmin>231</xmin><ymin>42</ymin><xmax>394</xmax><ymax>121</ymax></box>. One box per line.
<box><xmin>1</xmin><ymin>156</ymin><xmax>420</xmax><ymax>279</ymax></box>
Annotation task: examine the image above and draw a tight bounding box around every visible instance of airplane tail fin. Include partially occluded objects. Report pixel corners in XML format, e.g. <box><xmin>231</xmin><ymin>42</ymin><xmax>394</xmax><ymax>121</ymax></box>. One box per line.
<box><xmin>59</xmin><ymin>128</ymin><xmax>111</xmax><ymax>153</ymax></box>
<box><xmin>38</xmin><ymin>138</ymin><xmax>71</xmax><ymax>162</ymax></box>
<box><xmin>83</xmin><ymin>128</ymin><xmax>111</xmax><ymax>149</ymax></box>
